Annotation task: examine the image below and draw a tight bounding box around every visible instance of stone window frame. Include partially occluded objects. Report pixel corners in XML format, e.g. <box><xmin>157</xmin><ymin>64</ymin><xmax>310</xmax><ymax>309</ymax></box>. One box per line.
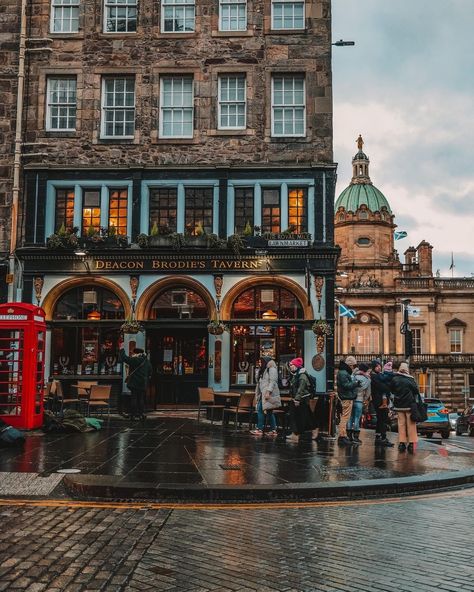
<box><xmin>100</xmin><ymin>76</ymin><xmax>136</xmax><ymax>140</ymax></box>
<box><xmin>103</xmin><ymin>0</ymin><xmax>138</xmax><ymax>34</ymax></box>
<box><xmin>263</xmin><ymin>0</ymin><xmax>314</xmax><ymax>34</ymax></box>
<box><xmin>45</xmin><ymin>76</ymin><xmax>78</xmax><ymax>132</ymax></box>
<box><xmin>356</xmin><ymin>236</ymin><xmax>372</xmax><ymax>247</ymax></box>
<box><xmin>151</xmin><ymin>67</ymin><xmax>201</xmax><ymax>144</ymax></box>
<box><xmin>159</xmin><ymin>75</ymin><xmax>195</xmax><ymax>139</ymax></box>
<box><xmin>270</xmin><ymin>74</ymin><xmax>306</xmax><ymax>138</ymax></box>
<box><xmin>50</xmin><ymin>0</ymin><xmax>80</xmax><ymax>34</ymax></box>
<box><xmin>211</xmin><ymin>0</ymin><xmax>255</xmax><ymax>37</ymax></box>
<box><xmin>208</xmin><ymin>66</ymin><xmax>255</xmax><ymax>137</ymax></box>
<box><xmin>449</xmin><ymin>328</ymin><xmax>463</xmax><ymax>354</ymax></box>
<box><xmin>38</xmin><ymin>68</ymin><xmax>83</xmax><ymax>136</ymax></box>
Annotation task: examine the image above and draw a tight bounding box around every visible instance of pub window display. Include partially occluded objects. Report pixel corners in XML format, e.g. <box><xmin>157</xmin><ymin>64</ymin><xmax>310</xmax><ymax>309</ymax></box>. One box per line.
<box><xmin>231</xmin><ymin>286</ymin><xmax>304</xmax><ymax>385</ymax></box>
<box><xmin>51</xmin><ymin>286</ymin><xmax>125</xmax><ymax>376</ymax></box>
<box><xmin>150</xmin><ymin>288</ymin><xmax>208</xmax><ymax>319</ymax></box>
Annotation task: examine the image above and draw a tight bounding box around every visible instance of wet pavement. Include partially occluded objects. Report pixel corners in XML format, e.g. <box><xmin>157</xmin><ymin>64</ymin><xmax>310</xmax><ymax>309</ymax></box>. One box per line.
<box><xmin>1</xmin><ymin>414</ymin><xmax>474</xmax><ymax>493</ymax></box>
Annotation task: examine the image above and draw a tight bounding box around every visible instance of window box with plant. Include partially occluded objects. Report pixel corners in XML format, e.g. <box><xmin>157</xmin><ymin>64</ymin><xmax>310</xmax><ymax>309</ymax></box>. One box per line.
<box><xmin>185</xmin><ymin>222</ymin><xmax>209</xmax><ymax>248</ymax></box>
<box><xmin>312</xmin><ymin>319</ymin><xmax>333</xmax><ymax>353</ymax></box>
<box><xmin>207</xmin><ymin>318</ymin><xmax>229</xmax><ymax>335</ymax></box>
<box><xmin>46</xmin><ymin>225</ymin><xmax>80</xmax><ymax>250</ymax></box>
<box><xmin>120</xmin><ymin>318</ymin><xmax>144</xmax><ymax>335</ymax></box>
<box><xmin>83</xmin><ymin>226</ymin><xmax>129</xmax><ymax>248</ymax></box>
<box><xmin>242</xmin><ymin>225</ymin><xmax>267</xmax><ymax>249</ymax></box>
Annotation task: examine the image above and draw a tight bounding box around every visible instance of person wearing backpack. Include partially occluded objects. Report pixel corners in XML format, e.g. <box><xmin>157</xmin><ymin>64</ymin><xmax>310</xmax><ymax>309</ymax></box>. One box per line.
<box><xmin>119</xmin><ymin>345</ymin><xmax>153</xmax><ymax>422</ymax></box>
<box><xmin>336</xmin><ymin>356</ymin><xmax>359</xmax><ymax>445</ymax></box>
<box><xmin>347</xmin><ymin>362</ymin><xmax>371</xmax><ymax>444</ymax></box>
<box><xmin>287</xmin><ymin>357</ymin><xmax>317</xmax><ymax>442</ymax></box>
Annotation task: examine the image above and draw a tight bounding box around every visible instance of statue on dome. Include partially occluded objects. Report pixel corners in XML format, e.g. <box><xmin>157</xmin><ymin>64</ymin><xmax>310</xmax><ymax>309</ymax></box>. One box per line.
<box><xmin>357</xmin><ymin>135</ymin><xmax>364</xmax><ymax>151</ymax></box>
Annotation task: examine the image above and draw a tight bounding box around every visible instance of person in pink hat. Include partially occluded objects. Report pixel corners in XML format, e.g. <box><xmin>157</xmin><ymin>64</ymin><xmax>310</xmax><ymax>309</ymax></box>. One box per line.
<box><xmin>287</xmin><ymin>357</ymin><xmax>317</xmax><ymax>442</ymax></box>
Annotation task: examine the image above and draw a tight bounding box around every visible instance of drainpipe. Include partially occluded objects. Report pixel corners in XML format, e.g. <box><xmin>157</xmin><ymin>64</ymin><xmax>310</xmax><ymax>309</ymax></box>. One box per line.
<box><xmin>8</xmin><ymin>0</ymin><xmax>28</xmax><ymax>302</ymax></box>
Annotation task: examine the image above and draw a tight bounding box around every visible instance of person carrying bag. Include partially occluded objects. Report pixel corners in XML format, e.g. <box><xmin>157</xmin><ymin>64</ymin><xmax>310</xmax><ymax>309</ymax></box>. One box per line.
<box><xmin>251</xmin><ymin>356</ymin><xmax>281</xmax><ymax>436</ymax></box>
<box><xmin>119</xmin><ymin>346</ymin><xmax>153</xmax><ymax>422</ymax></box>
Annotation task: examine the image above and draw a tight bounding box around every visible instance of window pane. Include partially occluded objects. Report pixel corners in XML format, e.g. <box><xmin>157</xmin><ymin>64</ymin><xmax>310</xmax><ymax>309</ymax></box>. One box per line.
<box><xmin>162</xmin><ymin>0</ymin><xmax>195</xmax><ymax>32</ymax></box>
<box><xmin>102</xmin><ymin>77</ymin><xmax>135</xmax><ymax>137</ymax></box>
<box><xmin>185</xmin><ymin>187</ymin><xmax>213</xmax><ymax>235</ymax></box>
<box><xmin>160</xmin><ymin>77</ymin><xmax>194</xmax><ymax>138</ymax></box>
<box><xmin>47</xmin><ymin>77</ymin><xmax>77</xmax><ymax>131</ymax></box>
<box><xmin>149</xmin><ymin>187</ymin><xmax>178</xmax><ymax>232</ymax></box>
<box><xmin>108</xmin><ymin>188</ymin><xmax>128</xmax><ymax>235</ymax></box>
<box><xmin>55</xmin><ymin>188</ymin><xmax>75</xmax><ymax>231</ymax></box>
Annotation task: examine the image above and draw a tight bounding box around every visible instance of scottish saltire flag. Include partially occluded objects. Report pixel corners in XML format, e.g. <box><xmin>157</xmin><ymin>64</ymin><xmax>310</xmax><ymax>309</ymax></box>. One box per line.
<box><xmin>339</xmin><ymin>303</ymin><xmax>357</xmax><ymax>319</ymax></box>
<box><xmin>394</xmin><ymin>231</ymin><xmax>407</xmax><ymax>240</ymax></box>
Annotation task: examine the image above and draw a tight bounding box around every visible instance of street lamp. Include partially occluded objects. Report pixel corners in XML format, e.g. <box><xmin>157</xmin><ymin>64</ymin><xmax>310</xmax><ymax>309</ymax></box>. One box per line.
<box><xmin>400</xmin><ymin>298</ymin><xmax>412</xmax><ymax>361</ymax></box>
<box><xmin>332</xmin><ymin>39</ymin><xmax>355</xmax><ymax>47</ymax></box>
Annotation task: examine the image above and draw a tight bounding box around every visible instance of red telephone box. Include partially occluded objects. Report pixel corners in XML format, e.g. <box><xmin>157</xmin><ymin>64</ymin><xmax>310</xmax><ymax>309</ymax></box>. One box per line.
<box><xmin>0</xmin><ymin>303</ymin><xmax>46</xmax><ymax>429</ymax></box>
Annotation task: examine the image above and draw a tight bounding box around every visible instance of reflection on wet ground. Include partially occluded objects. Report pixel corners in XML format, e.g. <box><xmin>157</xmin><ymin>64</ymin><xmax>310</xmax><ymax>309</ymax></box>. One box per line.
<box><xmin>1</xmin><ymin>416</ymin><xmax>473</xmax><ymax>486</ymax></box>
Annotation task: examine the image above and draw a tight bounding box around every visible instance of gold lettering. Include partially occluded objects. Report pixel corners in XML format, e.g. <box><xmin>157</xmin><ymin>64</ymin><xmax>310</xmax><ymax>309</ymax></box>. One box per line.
<box><xmin>105</xmin><ymin>262</ymin><xmax>112</xmax><ymax>269</ymax></box>
<box><xmin>95</xmin><ymin>260</ymin><xmax>105</xmax><ymax>269</ymax></box>
<box><xmin>135</xmin><ymin>262</ymin><xmax>144</xmax><ymax>269</ymax></box>
<box><xmin>199</xmin><ymin>261</ymin><xmax>206</xmax><ymax>268</ymax></box>
<box><xmin>242</xmin><ymin>261</ymin><xmax>250</xmax><ymax>269</ymax></box>
<box><xmin>152</xmin><ymin>260</ymin><xmax>161</xmax><ymax>269</ymax></box>
<box><xmin>250</xmin><ymin>261</ymin><xmax>259</xmax><ymax>269</ymax></box>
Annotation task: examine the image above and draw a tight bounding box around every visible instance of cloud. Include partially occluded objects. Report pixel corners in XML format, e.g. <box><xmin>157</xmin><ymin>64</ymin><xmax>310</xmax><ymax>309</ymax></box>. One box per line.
<box><xmin>332</xmin><ymin>0</ymin><xmax>474</xmax><ymax>278</ymax></box>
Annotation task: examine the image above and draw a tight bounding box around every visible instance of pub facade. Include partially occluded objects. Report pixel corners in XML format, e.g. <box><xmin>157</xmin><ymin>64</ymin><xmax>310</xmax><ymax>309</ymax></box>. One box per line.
<box><xmin>8</xmin><ymin>0</ymin><xmax>338</xmax><ymax>406</ymax></box>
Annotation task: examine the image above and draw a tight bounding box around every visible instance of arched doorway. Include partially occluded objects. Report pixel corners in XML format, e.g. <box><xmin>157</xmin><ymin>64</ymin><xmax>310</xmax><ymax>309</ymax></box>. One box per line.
<box><xmin>141</xmin><ymin>280</ymin><xmax>213</xmax><ymax>405</ymax></box>
<box><xmin>49</xmin><ymin>283</ymin><xmax>126</xmax><ymax>378</ymax></box>
<box><xmin>227</xmin><ymin>284</ymin><xmax>306</xmax><ymax>387</ymax></box>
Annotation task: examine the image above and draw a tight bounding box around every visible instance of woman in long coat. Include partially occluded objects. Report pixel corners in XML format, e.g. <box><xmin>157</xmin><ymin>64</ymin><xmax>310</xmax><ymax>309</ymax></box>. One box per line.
<box><xmin>250</xmin><ymin>356</ymin><xmax>281</xmax><ymax>436</ymax></box>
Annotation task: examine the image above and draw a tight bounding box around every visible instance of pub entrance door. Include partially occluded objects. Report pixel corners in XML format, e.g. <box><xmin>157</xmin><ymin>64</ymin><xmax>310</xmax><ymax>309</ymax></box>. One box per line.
<box><xmin>147</xmin><ymin>328</ymin><xmax>208</xmax><ymax>406</ymax></box>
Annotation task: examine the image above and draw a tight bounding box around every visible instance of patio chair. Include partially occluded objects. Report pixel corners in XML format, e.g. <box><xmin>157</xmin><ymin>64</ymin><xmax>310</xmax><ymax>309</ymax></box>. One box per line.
<box><xmin>197</xmin><ymin>387</ymin><xmax>225</xmax><ymax>424</ymax></box>
<box><xmin>223</xmin><ymin>391</ymin><xmax>255</xmax><ymax>430</ymax></box>
<box><xmin>86</xmin><ymin>384</ymin><xmax>112</xmax><ymax>418</ymax></box>
<box><xmin>53</xmin><ymin>380</ymin><xmax>81</xmax><ymax>413</ymax></box>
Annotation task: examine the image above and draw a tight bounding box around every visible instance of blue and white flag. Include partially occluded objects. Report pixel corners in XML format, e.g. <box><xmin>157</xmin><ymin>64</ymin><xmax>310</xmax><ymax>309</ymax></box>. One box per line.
<box><xmin>394</xmin><ymin>230</ymin><xmax>407</xmax><ymax>240</ymax></box>
<box><xmin>339</xmin><ymin>303</ymin><xmax>357</xmax><ymax>319</ymax></box>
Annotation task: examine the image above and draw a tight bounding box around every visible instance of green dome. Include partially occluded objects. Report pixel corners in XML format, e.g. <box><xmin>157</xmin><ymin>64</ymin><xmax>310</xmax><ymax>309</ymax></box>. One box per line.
<box><xmin>335</xmin><ymin>183</ymin><xmax>392</xmax><ymax>214</ymax></box>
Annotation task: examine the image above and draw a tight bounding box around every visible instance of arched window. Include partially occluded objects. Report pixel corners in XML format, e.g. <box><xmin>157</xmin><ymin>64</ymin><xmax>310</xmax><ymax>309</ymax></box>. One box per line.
<box><xmin>230</xmin><ymin>286</ymin><xmax>304</xmax><ymax>385</ymax></box>
<box><xmin>232</xmin><ymin>286</ymin><xmax>303</xmax><ymax>320</ymax></box>
<box><xmin>51</xmin><ymin>286</ymin><xmax>125</xmax><ymax>377</ymax></box>
<box><xmin>150</xmin><ymin>288</ymin><xmax>208</xmax><ymax>319</ymax></box>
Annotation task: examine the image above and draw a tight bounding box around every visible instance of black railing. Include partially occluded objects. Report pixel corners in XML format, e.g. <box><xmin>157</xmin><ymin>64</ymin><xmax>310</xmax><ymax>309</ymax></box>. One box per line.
<box><xmin>336</xmin><ymin>354</ymin><xmax>474</xmax><ymax>366</ymax></box>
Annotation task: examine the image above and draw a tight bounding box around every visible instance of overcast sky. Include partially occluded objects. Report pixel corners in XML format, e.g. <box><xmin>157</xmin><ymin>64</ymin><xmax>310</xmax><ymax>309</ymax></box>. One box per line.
<box><xmin>332</xmin><ymin>0</ymin><xmax>474</xmax><ymax>277</ymax></box>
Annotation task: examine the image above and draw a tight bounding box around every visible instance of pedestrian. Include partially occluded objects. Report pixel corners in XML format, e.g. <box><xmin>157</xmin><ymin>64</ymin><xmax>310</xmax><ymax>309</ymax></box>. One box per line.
<box><xmin>380</xmin><ymin>361</ymin><xmax>394</xmax><ymax>401</ymax></box>
<box><xmin>390</xmin><ymin>361</ymin><xmax>419</xmax><ymax>452</ymax></box>
<box><xmin>287</xmin><ymin>357</ymin><xmax>317</xmax><ymax>442</ymax></box>
<box><xmin>250</xmin><ymin>356</ymin><xmax>281</xmax><ymax>436</ymax></box>
<box><xmin>119</xmin><ymin>345</ymin><xmax>153</xmax><ymax>421</ymax></box>
<box><xmin>347</xmin><ymin>362</ymin><xmax>371</xmax><ymax>444</ymax></box>
<box><xmin>336</xmin><ymin>355</ymin><xmax>359</xmax><ymax>445</ymax></box>
<box><xmin>370</xmin><ymin>360</ymin><xmax>394</xmax><ymax>446</ymax></box>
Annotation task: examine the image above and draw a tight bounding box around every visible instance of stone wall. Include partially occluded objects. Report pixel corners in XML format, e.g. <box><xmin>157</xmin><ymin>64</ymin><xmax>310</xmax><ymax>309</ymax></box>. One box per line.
<box><xmin>21</xmin><ymin>0</ymin><xmax>333</xmax><ymax>170</ymax></box>
<box><xmin>0</xmin><ymin>0</ymin><xmax>19</xmax><ymax>255</ymax></box>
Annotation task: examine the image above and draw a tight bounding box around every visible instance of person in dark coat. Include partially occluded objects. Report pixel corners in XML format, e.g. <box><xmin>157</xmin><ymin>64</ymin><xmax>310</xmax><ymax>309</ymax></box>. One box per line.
<box><xmin>336</xmin><ymin>356</ymin><xmax>358</xmax><ymax>445</ymax></box>
<box><xmin>287</xmin><ymin>357</ymin><xmax>317</xmax><ymax>442</ymax></box>
<box><xmin>371</xmin><ymin>360</ymin><xmax>394</xmax><ymax>447</ymax></box>
<box><xmin>119</xmin><ymin>347</ymin><xmax>153</xmax><ymax>421</ymax></box>
<box><xmin>390</xmin><ymin>361</ymin><xmax>419</xmax><ymax>452</ymax></box>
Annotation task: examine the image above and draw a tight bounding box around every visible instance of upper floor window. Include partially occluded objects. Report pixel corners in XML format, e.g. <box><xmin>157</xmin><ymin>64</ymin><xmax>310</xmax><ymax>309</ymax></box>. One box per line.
<box><xmin>411</xmin><ymin>328</ymin><xmax>422</xmax><ymax>355</ymax></box>
<box><xmin>219</xmin><ymin>0</ymin><xmax>247</xmax><ymax>31</ymax></box>
<box><xmin>262</xmin><ymin>188</ymin><xmax>280</xmax><ymax>234</ymax></box>
<box><xmin>185</xmin><ymin>187</ymin><xmax>213</xmax><ymax>235</ymax></box>
<box><xmin>55</xmin><ymin>188</ymin><xmax>75</xmax><ymax>231</ymax></box>
<box><xmin>108</xmin><ymin>189</ymin><xmax>128</xmax><ymax>235</ymax></box>
<box><xmin>46</xmin><ymin>77</ymin><xmax>77</xmax><ymax>132</ymax></box>
<box><xmin>101</xmin><ymin>77</ymin><xmax>135</xmax><ymax>139</ymax></box>
<box><xmin>149</xmin><ymin>188</ymin><xmax>178</xmax><ymax>233</ymax></box>
<box><xmin>82</xmin><ymin>190</ymin><xmax>101</xmax><ymax>234</ymax></box>
<box><xmin>218</xmin><ymin>75</ymin><xmax>246</xmax><ymax>130</ymax></box>
<box><xmin>271</xmin><ymin>75</ymin><xmax>305</xmax><ymax>137</ymax></box>
<box><xmin>234</xmin><ymin>187</ymin><xmax>254</xmax><ymax>234</ymax></box>
<box><xmin>450</xmin><ymin>329</ymin><xmax>462</xmax><ymax>353</ymax></box>
<box><xmin>358</xmin><ymin>210</ymin><xmax>368</xmax><ymax>220</ymax></box>
<box><xmin>160</xmin><ymin>76</ymin><xmax>194</xmax><ymax>138</ymax></box>
<box><xmin>288</xmin><ymin>187</ymin><xmax>307</xmax><ymax>233</ymax></box>
<box><xmin>104</xmin><ymin>0</ymin><xmax>137</xmax><ymax>33</ymax></box>
<box><xmin>271</xmin><ymin>0</ymin><xmax>304</xmax><ymax>30</ymax></box>
<box><xmin>162</xmin><ymin>0</ymin><xmax>195</xmax><ymax>32</ymax></box>
<box><xmin>51</xmin><ymin>0</ymin><xmax>80</xmax><ymax>33</ymax></box>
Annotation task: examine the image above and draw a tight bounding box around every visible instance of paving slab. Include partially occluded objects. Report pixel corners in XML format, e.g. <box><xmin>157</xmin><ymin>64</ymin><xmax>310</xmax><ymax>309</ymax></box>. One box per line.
<box><xmin>1</xmin><ymin>413</ymin><xmax>473</xmax><ymax>501</ymax></box>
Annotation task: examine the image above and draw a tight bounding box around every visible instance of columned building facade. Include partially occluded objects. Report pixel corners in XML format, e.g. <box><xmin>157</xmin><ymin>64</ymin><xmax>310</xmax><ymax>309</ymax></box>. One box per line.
<box><xmin>9</xmin><ymin>0</ymin><xmax>338</xmax><ymax>406</ymax></box>
<box><xmin>334</xmin><ymin>137</ymin><xmax>474</xmax><ymax>409</ymax></box>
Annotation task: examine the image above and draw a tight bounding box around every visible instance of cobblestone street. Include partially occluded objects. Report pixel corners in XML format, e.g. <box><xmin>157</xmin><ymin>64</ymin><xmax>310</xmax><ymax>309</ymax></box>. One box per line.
<box><xmin>1</xmin><ymin>488</ymin><xmax>473</xmax><ymax>592</ymax></box>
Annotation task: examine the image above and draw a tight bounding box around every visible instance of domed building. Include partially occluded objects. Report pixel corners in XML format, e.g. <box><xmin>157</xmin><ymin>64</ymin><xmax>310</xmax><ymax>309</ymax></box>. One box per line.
<box><xmin>334</xmin><ymin>137</ymin><xmax>474</xmax><ymax>409</ymax></box>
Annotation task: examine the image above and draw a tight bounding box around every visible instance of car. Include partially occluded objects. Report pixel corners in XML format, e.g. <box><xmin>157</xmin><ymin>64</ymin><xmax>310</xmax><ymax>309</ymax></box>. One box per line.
<box><xmin>455</xmin><ymin>405</ymin><xmax>474</xmax><ymax>436</ymax></box>
<box><xmin>417</xmin><ymin>398</ymin><xmax>451</xmax><ymax>439</ymax></box>
<box><xmin>448</xmin><ymin>412</ymin><xmax>460</xmax><ymax>431</ymax></box>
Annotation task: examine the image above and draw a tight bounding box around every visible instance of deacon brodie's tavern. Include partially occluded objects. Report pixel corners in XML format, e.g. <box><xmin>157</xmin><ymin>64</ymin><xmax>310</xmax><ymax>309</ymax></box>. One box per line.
<box><xmin>11</xmin><ymin>0</ymin><xmax>338</xmax><ymax>405</ymax></box>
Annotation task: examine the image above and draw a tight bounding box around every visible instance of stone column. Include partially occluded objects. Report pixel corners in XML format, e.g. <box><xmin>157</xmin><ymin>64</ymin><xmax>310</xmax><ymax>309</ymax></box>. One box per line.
<box><xmin>395</xmin><ymin>307</ymin><xmax>403</xmax><ymax>354</ymax></box>
<box><xmin>428</xmin><ymin>304</ymin><xmax>437</xmax><ymax>354</ymax></box>
<box><xmin>342</xmin><ymin>316</ymin><xmax>349</xmax><ymax>354</ymax></box>
<box><xmin>383</xmin><ymin>307</ymin><xmax>390</xmax><ymax>355</ymax></box>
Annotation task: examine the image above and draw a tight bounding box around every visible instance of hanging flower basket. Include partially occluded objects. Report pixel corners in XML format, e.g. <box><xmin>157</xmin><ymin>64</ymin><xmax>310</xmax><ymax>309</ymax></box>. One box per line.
<box><xmin>120</xmin><ymin>319</ymin><xmax>144</xmax><ymax>334</ymax></box>
<box><xmin>312</xmin><ymin>320</ymin><xmax>333</xmax><ymax>337</ymax></box>
<box><xmin>207</xmin><ymin>320</ymin><xmax>228</xmax><ymax>335</ymax></box>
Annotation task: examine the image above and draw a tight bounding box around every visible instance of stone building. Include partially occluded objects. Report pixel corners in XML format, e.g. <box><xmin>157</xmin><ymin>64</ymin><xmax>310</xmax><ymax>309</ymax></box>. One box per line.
<box><xmin>334</xmin><ymin>136</ymin><xmax>474</xmax><ymax>409</ymax></box>
<box><xmin>3</xmin><ymin>0</ymin><xmax>338</xmax><ymax>407</ymax></box>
